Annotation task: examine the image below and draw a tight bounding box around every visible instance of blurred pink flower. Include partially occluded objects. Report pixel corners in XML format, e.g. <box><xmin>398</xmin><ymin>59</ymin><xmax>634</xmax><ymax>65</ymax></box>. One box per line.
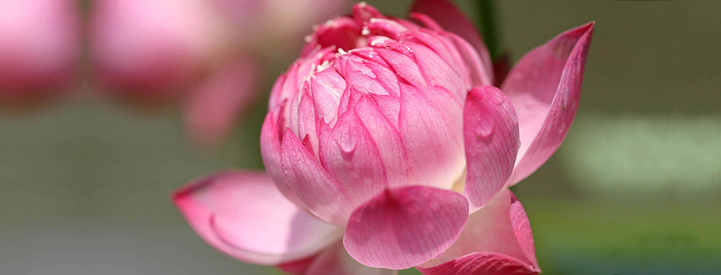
<box><xmin>89</xmin><ymin>0</ymin><xmax>346</xmax><ymax>144</ymax></box>
<box><xmin>0</xmin><ymin>0</ymin><xmax>80</xmax><ymax>107</ymax></box>
<box><xmin>174</xmin><ymin>0</ymin><xmax>593</xmax><ymax>274</ymax></box>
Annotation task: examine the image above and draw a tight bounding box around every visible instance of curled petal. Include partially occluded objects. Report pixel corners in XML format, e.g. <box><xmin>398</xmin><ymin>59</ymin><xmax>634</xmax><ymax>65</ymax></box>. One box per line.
<box><xmin>281</xmin><ymin>129</ymin><xmax>355</xmax><ymax>225</ymax></box>
<box><xmin>417</xmin><ymin>189</ymin><xmax>539</xmax><ymax>275</ymax></box>
<box><xmin>463</xmin><ymin>86</ymin><xmax>520</xmax><ymax>211</ymax></box>
<box><xmin>410</xmin><ymin>0</ymin><xmax>493</xmax><ymax>85</ymax></box>
<box><xmin>344</xmin><ymin>185</ymin><xmax>469</xmax><ymax>270</ymax></box>
<box><xmin>172</xmin><ymin>171</ymin><xmax>342</xmax><ymax>265</ymax></box>
<box><xmin>502</xmin><ymin>22</ymin><xmax>595</xmax><ymax>185</ymax></box>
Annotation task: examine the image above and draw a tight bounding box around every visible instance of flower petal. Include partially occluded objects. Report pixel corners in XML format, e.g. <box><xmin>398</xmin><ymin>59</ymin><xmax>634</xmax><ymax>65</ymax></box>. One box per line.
<box><xmin>502</xmin><ymin>22</ymin><xmax>594</xmax><ymax>185</ymax></box>
<box><xmin>417</xmin><ymin>189</ymin><xmax>539</xmax><ymax>275</ymax></box>
<box><xmin>410</xmin><ymin>0</ymin><xmax>493</xmax><ymax>85</ymax></box>
<box><xmin>344</xmin><ymin>185</ymin><xmax>469</xmax><ymax>270</ymax></box>
<box><xmin>354</xmin><ymin>95</ymin><xmax>409</xmax><ymax>188</ymax></box>
<box><xmin>398</xmin><ymin>83</ymin><xmax>465</xmax><ymax>189</ymax></box>
<box><xmin>281</xmin><ymin>129</ymin><xmax>355</xmax><ymax>225</ymax></box>
<box><xmin>172</xmin><ymin>171</ymin><xmax>342</xmax><ymax>265</ymax></box>
<box><xmin>304</xmin><ymin>241</ymin><xmax>398</xmax><ymax>275</ymax></box>
<box><xmin>463</xmin><ymin>86</ymin><xmax>520</xmax><ymax>211</ymax></box>
<box><xmin>260</xmin><ymin>106</ymin><xmax>307</xmax><ymax>208</ymax></box>
<box><xmin>318</xmin><ymin>106</ymin><xmax>388</xmax><ymax>206</ymax></box>
<box><xmin>184</xmin><ymin>57</ymin><xmax>258</xmax><ymax>145</ymax></box>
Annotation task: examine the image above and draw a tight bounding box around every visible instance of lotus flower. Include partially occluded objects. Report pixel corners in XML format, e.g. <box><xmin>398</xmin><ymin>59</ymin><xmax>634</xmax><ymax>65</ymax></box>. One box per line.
<box><xmin>89</xmin><ymin>0</ymin><xmax>346</xmax><ymax>144</ymax></box>
<box><xmin>173</xmin><ymin>0</ymin><xmax>593</xmax><ymax>274</ymax></box>
<box><xmin>0</xmin><ymin>0</ymin><xmax>80</xmax><ymax>107</ymax></box>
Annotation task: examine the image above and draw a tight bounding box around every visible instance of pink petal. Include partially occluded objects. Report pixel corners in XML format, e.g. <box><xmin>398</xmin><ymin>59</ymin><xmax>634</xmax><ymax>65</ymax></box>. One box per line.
<box><xmin>398</xmin><ymin>83</ymin><xmax>465</xmax><ymax>190</ymax></box>
<box><xmin>304</xmin><ymin>241</ymin><xmax>398</xmax><ymax>275</ymax></box>
<box><xmin>310</xmin><ymin>68</ymin><xmax>345</xmax><ymax>125</ymax></box>
<box><xmin>354</xmin><ymin>96</ymin><xmax>409</xmax><ymax>188</ymax></box>
<box><xmin>343</xmin><ymin>185</ymin><xmax>469</xmax><ymax>270</ymax></box>
<box><xmin>406</xmin><ymin>42</ymin><xmax>467</xmax><ymax>100</ymax></box>
<box><xmin>281</xmin><ymin>129</ymin><xmax>355</xmax><ymax>225</ymax></box>
<box><xmin>417</xmin><ymin>189</ymin><xmax>539</xmax><ymax>275</ymax></box>
<box><xmin>410</xmin><ymin>0</ymin><xmax>493</xmax><ymax>85</ymax></box>
<box><xmin>277</xmin><ymin>256</ymin><xmax>317</xmax><ymax>275</ymax></box>
<box><xmin>172</xmin><ymin>171</ymin><xmax>342</xmax><ymax>265</ymax></box>
<box><xmin>184</xmin><ymin>57</ymin><xmax>259</xmax><ymax>145</ymax></box>
<box><xmin>260</xmin><ymin>106</ymin><xmax>306</xmax><ymax>208</ymax></box>
<box><xmin>463</xmin><ymin>86</ymin><xmax>520</xmax><ymax>211</ymax></box>
<box><xmin>318</xmin><ymin>106</ymin><xmax>388</xmax><ymax>206</ymax></box>
<box><xmin>417</xmin><ymin>253</ymin><xmax>538</xmax><ymax>275</ymax></box>
<box><xmin>502</xmin><ymin>22</ymin><xmax>594</xmax><ymax>185</ymax></box>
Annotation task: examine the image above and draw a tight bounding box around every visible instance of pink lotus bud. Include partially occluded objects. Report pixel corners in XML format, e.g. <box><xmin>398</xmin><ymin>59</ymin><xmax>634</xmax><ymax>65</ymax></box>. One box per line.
<box><xmin>263</xmin><ymin>4</ymin><xmax>493</xmax><ymax>209</ymax></box>
<box><xmin>176</xmin><ymin>0</ymin><xmax>593</xmax><ymax>273</ymax></box>
<box><xmin>0</xmin><ymin>0</ymin><xmax>80</xmax><ymax>106</ymax></box>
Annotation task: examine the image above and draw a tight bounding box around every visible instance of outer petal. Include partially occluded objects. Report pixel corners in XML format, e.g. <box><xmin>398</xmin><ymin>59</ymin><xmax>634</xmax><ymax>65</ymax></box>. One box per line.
<box><xmin>344</xmin><ymin>185</ymin><xmax>469</xmax><ymax>270</ymax></box>
<box><xmin>502</xmin><ymin>22</ymin><xmax>594</xmax><ymax>185</ymax></box>
<box><xmin>417</xmin><ymin>189</ymin><xmax>539</xmax><ymax>275</ymax></box>
<box><xmin>260</xmin><ymin>106</ymin><xmax>308</xmax><ymax>209</ymax></box>
<box><xmin>463</xmin><ymin>86</ymin><xmax>520</xmax><ymax>211</ymax></box>
<box><xmin>303</xmin><ymin>241</ymin><xmax>398</xmax><ymax>275</ymax></box>
<box><xmin>281</xmin><ymin>129</ymin><xmax>355</xmax><ymax>225</ymax></box>
<box><xmin>172</xmin><ymin>171</ymin><xmax>342</xmax><ymax>265</ymax></box>
<box><xmin>410</xmin><ymin>0</ymin><xmax>493</xmax><ymax>85</ymax></box>
<box><xmin>184</xmin><ymin>57</ymin><xmax>258</xmax><ymax>145</ymax></box>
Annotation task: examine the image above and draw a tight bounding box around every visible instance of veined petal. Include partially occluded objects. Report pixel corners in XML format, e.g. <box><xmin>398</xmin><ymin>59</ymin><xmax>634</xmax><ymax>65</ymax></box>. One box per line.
<box><xmin>406</xmin><ymin>42</ymin><xmax>467</xmax><ymax>100</ymax></box>
<box><xmin>304</xmin><ymin>241</ymin><xmax>398</xmax><ymax>275</ymax></box>
<box><xmin>318</xmin><ymin>106</ymin><xmax>388</xmax><ymax>206</ymax></box>
<box><xmin>410</xmin><ymin>0</ymin><xmax>493</xmax><ymax>85</ymax></box>
<box><xmin>260</xmin><ymin>106</ymin><xmax>306</xmax><ymax>208</ymax></box>
<box><xmin>463</xmin><ymin>86</ymin><xmax>520</xmax><ymax>211</ymax></box>
<box><xmin>172</xmin><ymin>171</ymin><xmax>342</xmax><ymax>265</ymax></box>
<box><xmin>354</xmin><ymin>96</ymin><xmax>410</xmax><ymax>188</ymax></box>
<box><xmin>502</xmin><ymin>22</ymin><xmax>594</xmax><ymax>185</ymax></box>
<box><xmin>281</xmin><ymin>129</ymin><xmax>355</xmax><ymax>225</ymax></box>
<box><xmin>417</xmin><ymin>189</ymin><xmax>539</xmax><ymax>275</ymax></box>
<box><xmin>399</xmin><ymin>83</ymin><xmax>464</xmax><ymax>190</ymax></box>
<box><xmin>311</xmin><ymin>68</ymin><xmax>345</xmax><ymax>125</ymax></box>
<box><xmin>344</xmin><ymin>186</ymin><xmax>469</xmax><ymax>270</ymax></box>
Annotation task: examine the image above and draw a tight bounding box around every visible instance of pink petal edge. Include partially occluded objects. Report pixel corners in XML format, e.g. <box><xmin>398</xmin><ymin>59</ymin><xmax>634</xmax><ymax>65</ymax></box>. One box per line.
<box><xmin>281</xmin><ymin>129</ymin><xmax>355</xmax><ymax>226</ymax></box>
<box><xmin>410</xmin><ymin>0</ymin><xmax>493</xmax><ymax>85</ymax></box>
<box><xmin>300</xmin><ymin>240</ymin><xmax>399</xmax><ymax>275</ymax></box>
<box><xmin>463</xmin><ymin>85</ymin><xmax>520</xmax><ymax>211</ymax></box>
<box><xmin>171</xmin><ymin>171</ymin><xmax>342</xmax><ymax>265</ymax></box>
<box><xmin>502</xmin><ymin>22</ymin><xmax>595</xmax><ymax>186</ymax></box>
<box><xmin>417</xmin><ymin>189</ymin><xmax>539</xmax><ymax>275</ymax></box>
<box><xmin>343</xmin><ymin>185</ymin><xmax>469</xmax><ymax>270</ymax></box>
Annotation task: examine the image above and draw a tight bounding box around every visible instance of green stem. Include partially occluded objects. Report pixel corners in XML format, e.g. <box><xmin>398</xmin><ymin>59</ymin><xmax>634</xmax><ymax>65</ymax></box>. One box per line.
<box><xmin>476</xmin><ymin>0</ymin><xmax>501</xmax><ymax>60</ymax></box>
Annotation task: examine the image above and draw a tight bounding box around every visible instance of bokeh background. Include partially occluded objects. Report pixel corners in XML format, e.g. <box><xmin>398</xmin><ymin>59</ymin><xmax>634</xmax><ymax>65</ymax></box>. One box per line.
<box><xmin>2</xmin><ymin>1</ymin><xmax>720</xmax><ymax>274</ymax></box>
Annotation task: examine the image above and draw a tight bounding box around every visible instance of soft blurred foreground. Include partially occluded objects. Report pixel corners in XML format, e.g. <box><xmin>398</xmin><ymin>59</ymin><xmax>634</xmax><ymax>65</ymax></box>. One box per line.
<box><xmin>1</xmin><ymin>0</ymin><xmax>720</xmax><ymax>274</ymax></box>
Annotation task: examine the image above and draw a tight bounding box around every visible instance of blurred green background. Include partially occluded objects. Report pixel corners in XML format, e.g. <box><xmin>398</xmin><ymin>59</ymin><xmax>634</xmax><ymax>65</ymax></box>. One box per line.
<box><xmin>1</xmin><ymin>1</ymin><xmax>720</xmax><ymax>274</ymax></box>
